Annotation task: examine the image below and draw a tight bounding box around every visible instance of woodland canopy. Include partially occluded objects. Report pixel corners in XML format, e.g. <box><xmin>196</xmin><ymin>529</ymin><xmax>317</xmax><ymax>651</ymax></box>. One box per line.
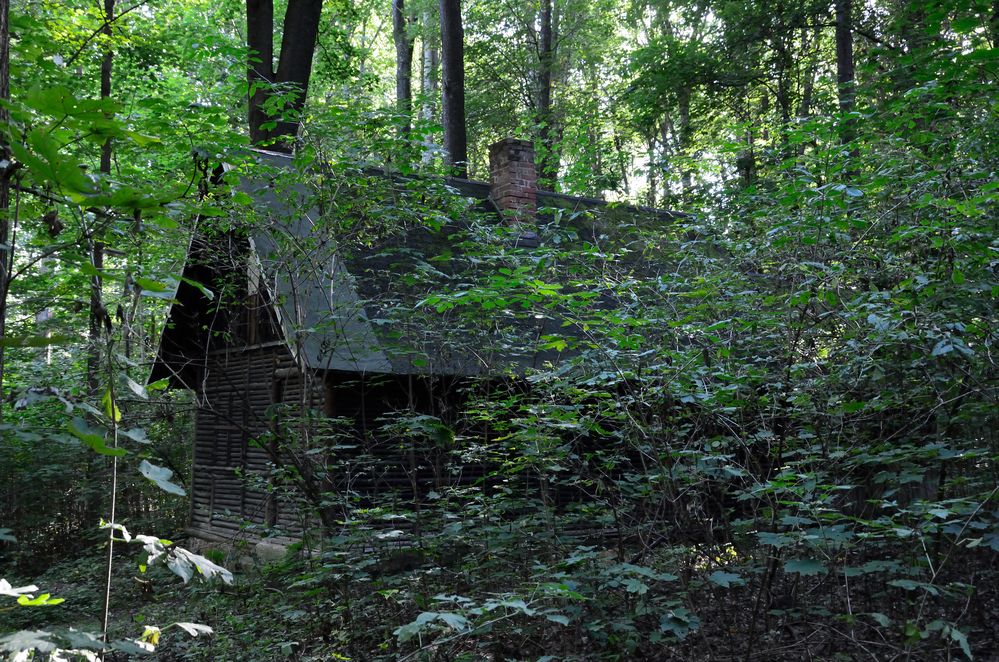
<box><xmin>0</xmin><ymin>0</ymin><xmax>996</xmax><ymax>659</ymax></box>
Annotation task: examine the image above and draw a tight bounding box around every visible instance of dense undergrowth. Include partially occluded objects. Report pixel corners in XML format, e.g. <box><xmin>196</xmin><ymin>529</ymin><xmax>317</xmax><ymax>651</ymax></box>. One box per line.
<box><xmin>2</xmin><ymin>2</ymin><xmax>998</xmax><ymax>659</ymax></box>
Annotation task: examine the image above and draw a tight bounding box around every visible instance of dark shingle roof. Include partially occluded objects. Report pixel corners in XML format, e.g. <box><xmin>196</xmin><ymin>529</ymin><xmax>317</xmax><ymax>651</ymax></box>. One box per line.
<box><xmin>152</xmin><ymin>150</ymin><xmax>683</xmax><ymax>383</ymax></box>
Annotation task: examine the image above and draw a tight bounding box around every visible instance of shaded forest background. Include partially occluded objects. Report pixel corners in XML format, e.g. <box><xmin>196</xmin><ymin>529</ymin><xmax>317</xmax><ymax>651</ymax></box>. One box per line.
<box><xmin>0</xmin><ymin>0</ymin><xmax>997</xmax><ymax>659</ymax></box>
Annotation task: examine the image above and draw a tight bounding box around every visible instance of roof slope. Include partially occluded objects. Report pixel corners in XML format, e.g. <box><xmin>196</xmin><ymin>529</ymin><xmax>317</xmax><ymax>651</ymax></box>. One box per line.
<box><xmin>152</xmin><ymin>150</ymin><xmax>683</xmax><ymax>384</ymax></box>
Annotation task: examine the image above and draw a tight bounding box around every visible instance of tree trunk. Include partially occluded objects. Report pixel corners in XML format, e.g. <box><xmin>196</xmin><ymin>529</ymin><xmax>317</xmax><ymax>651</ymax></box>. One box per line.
<box><xmin>835</xmin><ymin>0</ymin><xmax>856</xmax><ymax>145</ymax></box>
<box><xmin>392</xmin><ymin>0</ymin><xmax>415</xmax><ymax>135</ymax></box>
<box><xmin>677</xmin><ymin>86</ymin><xmax>692</xmax><ymax>194</ymax></box>
<box><xmin>991</xmin><ymin>0</ymin><xmax>998</xmax><ymax>48</ymax></box>
<box><xmin>836</xmin><ymin>0</ymin><xmax>854</xmax><ymax>113</ymax></box>
<box><xmin>536</xmin><ymin>0</ymin><xmax>557</xmax><ymax>189</ymax></box>
<box><xmin>246</xmin><ymin>0</ymin><xmax>324</xmax><ymax>150</ymax></box>
<box><xmin>797</xmin><ymin>27</ymin><xmax>819</xmax><ymax>120</ymax></box>
<box><xmin>0</xmin><ymin>0</ymin><xmax>10</xmax><ymax>421</ymax></box>
<box><xmin>646</xmin><ymin>134</ymin><xmax>657</xmax><ymax>209</ymax></box>
<box><xmin>439</xmin><ymin>0</ymin><xmax>467</xmax><ymax>177</ymax></box>
<box><xmin>88</xmin><ymin>0</ymin><xmax>114</xmax><ymax>395</ymax></box>
<box><xmin>420</xmin><ymin>9</ymin><xmax>439</xmax><ymax>123</ymax></box>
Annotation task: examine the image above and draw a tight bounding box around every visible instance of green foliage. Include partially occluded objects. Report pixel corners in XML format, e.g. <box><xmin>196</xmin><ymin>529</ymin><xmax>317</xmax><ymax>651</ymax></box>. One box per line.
<box><xmin>1</xmin><ymin>0</ymin><xmax>996</xmax><ymax>659</ymax></box>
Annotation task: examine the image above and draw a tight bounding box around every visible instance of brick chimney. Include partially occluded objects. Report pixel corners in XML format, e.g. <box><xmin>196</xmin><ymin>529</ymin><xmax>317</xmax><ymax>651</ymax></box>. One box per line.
<box><xmin>489</xmin><ymin>138</ymin><xmax>537</xmax><ymax>221</ymax></box>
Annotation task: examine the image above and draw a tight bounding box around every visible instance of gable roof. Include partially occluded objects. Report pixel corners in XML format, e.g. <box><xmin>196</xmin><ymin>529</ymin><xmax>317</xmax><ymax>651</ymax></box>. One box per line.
<box><xmin>150</xmin><ymin>150</ymin><xmax>683</xmax><ymax>386</ymax></box>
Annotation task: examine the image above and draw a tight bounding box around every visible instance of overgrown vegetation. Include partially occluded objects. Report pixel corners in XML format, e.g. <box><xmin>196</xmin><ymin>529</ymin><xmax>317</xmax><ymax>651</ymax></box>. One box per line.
<box><xmin>1</xmin><ymin>0</ymin><xmax>996</xmax><ymax>659</ymax></box>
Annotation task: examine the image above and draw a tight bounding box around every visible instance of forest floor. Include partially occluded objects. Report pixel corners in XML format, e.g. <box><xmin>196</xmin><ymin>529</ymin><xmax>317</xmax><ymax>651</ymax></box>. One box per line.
<box><xmin>4</xmin><ymin>533</ymin><xmax>998</xmax><ymax>661</ymax></box>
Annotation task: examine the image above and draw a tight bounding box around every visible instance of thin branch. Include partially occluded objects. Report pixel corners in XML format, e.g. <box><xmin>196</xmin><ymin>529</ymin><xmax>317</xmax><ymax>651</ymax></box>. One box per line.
<box><xmin>65</xmin><ymin>0</ymin><xmax>150</xmax><ymax>66</ymax></box>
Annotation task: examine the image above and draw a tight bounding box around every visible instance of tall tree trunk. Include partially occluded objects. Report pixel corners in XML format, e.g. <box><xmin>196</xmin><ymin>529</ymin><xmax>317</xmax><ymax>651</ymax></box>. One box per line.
<box><xmin>88</xmin><ymin>0</ymin><xmax>114</xmax><ymax>395</ymax></box>
<box><xmin>439</xmin><ymin>0</ymin><xmax>467</xmax><ymax>177</ymax></box>
<box><xmin>536</xmin><ymin>0</ymin><xmax>557</xmax><ymax>189</ymax></box>
<box><xmin>246</xmin><ymin>0</ymin><xmax>324</xmax><ymax>150</ymax></box>
<box><xmin>677</xmin><ymin>86</ymin><xmax>692</xmax><ymax>194</ymax></box>
<box><xmin>420</xmin><ymin>9</ymin><xmax>439</xmax><ymax>163</ymax></box>
<box><xmin>0</xmin><ymin>0</ymin><xmax>10</xmax><ymax>421</ymax></box>
<box><xmin>991</xmin><ymin>0</ymin><xmax>998</xmax><ymax>47</ymax></box>
<box><xmin>797</xmin><ymin>27</ymin><xmax>819</xmax><ymax>120</ymax></box>
<box><xmin>420</xmin><ymin>9</ymin><xmax>439</xmax><ymax>123</ymax></box>
<box><xmin>646</xmin><ymin>134</ymin><xmax>657</xmax><ymax>209</ymax></box>
<box><xmin>835</xmin><ymin>0</ymin><xmax>856</xmax><ymax>146</ymax></box>
<box><xmin>392</xmin><ymin>0</ymin><xmax>415</xmax><ymax>136</ymax></box>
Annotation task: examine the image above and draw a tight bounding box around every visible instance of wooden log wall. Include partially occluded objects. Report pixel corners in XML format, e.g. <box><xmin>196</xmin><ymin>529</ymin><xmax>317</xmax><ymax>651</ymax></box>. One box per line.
<box><xmin>190</xmin><ymin>341</ymin><xmax>314</xmax><ymax>539</ymax></box>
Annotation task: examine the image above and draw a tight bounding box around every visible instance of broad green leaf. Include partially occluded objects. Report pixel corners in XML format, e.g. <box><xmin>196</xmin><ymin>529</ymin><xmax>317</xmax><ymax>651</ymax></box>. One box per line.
<box><xmin>757</xmin><ymin>531</ymin><xmax>792</xmax><ymax>548</ymax></box>
<box><xmin>867</xmin><ymin>612</ymin><xmax>890</xmax><ymax>627</ymax></box>
<box><xmin>947</xmin><ymin>625</ymin><xmax>973</xmax><ymax>660</ymax></box>
<box><xmin>134</xmin><ymin>277</ymin><xmax>171</xmax><ymax>292</ymax></box>
<box><xmin>544</xmin><ymin>613</ymin><xmax>570</xmax><ymax>626</ymax></box>
<box><xmin>101</xmin><ymin>389</ymin><xmax>121</xmax><ymax>422</ymax></box>
<box><xmin>172</xmin><ymin>623</ymin><xmax>213</xmax><ymax>637</ymax></box>
<box><xmin>784</xmin><ymin>558</ymin><xmax>827</xmax><ymax>576</ymax></box>
<box><xmin>180</xmin><ymin>277</ymin><xmax>215</xmax><ymax>301</ymax></box>
<box><xmin>951</xmin><ymin>16</ymin><xmax>980</xmax><ymax>33</ymax></box>
<box><xmin>0</xmin><ymin>630</ymin><xmax>58</xmax><ymax>654</ymax></box>
<box><xmin>708</xmin><ymin>570</ymin><xmax>745</xmax><ymax>587</ymax></box>
<box><xmin>121</xmin><ymin>427</ymin><xmax>150</xmax><ymax>444</ymax></box>
<box><xmin>125</xmin><ymin>377</ymin><xmax>148</xmax><ymax>399</ymax></box>
<box><xmin>138</xmin><ymin>460</ymin><xmax>186</xmax><ymax>496</ymax></box>
<box><xmin>67</xmin><ymin>417</ymin><xmax>125</xmax><ymax>457</ymax></box>
<box><xmin>17</xmin><ymin>593</ymin><xmax>64</xmax><ymax>607</ymax></box>
<box><xmin>172</xmin><ymin>548</ymin><xmax>233</xmax><ymax>584</ymax></box>
<box><xmin>888</xmin><ymin>579</ymin><xmax>939</xmax><ymax>595</ymax></box>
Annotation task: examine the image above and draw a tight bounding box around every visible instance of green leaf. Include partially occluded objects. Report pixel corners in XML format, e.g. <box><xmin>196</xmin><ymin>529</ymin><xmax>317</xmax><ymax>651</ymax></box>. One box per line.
<box><xmin>101</xmin><ymin>389</ymin><xmax>121</xmax><ymax>422</ymax></box>
<box><xmin>952</xmin><ymin>16</ymin><xmax>980</xmax><ymax>33</ymax></box>
<box><xmin>172</xmin><ymin>623</ymin><xmax>213</xmax><ymax>637</ymax></box>
<box><xmin>121</xmin><ymin>427</ymin><xmax>150</xmax><ymax>444</ymax></box>
<box><xmin>124</xmin><ymin>377</ymin><xmax>148</xmax><ymax>400</ymax></box>
<box><xmin>146</xmin><ymin>378</ymin><xmax>170</xmax><ymax>392</ymax></box>
<box><xmin>138</xmin><ymin>460</ymin><xmax>186</xmax><ymax>496</ymax></box>
<box><xmin>0</xmin><ymin>630</ymin><xmax>58</xmax><ymax>653</ymax></box>
<box><xmin>868</xmin><ymin>612</ymin><xmax>890</xmax><ymax>627</ymax></box>
<box><xmin>784</xmin><ymin>558</ymin><xmax>827</xmax><ymax>576</ymax></box>
<box><xmin>180</xmin><ymin>277</ymin><xmax>215</xmax><ymax>301</ymax></box>
<box><xmin>124</xmin><ymin>130</ymin><xmax>161</xmax><ymax>146</ymax></box>
<box><xmin>757</xmin><ymin>531</ymin><xmax>792</xmax><ymax>548</ymax></box>
<box><xmin>16</xmin><ymin>593</ymin><xmax>64</xmax><ymax>607</ymax></box>
<box><xmin>708</xmin><ymin>570</ymin><xmax>745</xmax><ymax>587</ymax></box>
<box><xmin>544</xmin><ymin>613</ymin><xmax>570</xmax><ymax>626</ymax></box>
<box><xmin>888</xmin><ymin>579</ymin><xmax>939</xmax><ymax>595</ymax></box>
<box><xmin>947</xmin><ymin>624</ymin><xmax>973</xmax><ymax>660</ymax></box>
<box><xmin>67</xmin><ymin>417</ymin><xmax>125</xmax><ymax>457</ymax></box>
<box><xmin>134</xmin><ymin>277</ymin><xmax>171</xmax><ymax>292</ymax></box>
<box><xmin>659</xmin><ymin>608</ymin><xmax>700</xmax><ymax>640</ymax></box>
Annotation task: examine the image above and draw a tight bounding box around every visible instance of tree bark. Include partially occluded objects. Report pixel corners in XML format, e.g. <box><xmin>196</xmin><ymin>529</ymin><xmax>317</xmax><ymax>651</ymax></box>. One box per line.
<box><xmin>835</xmin><ymin>0</ymin><xmax>855</xmax><ymax>130</ymax></box>
<box><xmin>392</xmin><ymin>0</ymin><xmax>415</xmax><ymax>135</ymax></box>
<box><xmin>246</xmin><ymin>0</ymin><xmax>324</xmax><ymax>150</ymax></box>
<box><xmin>420</xmin><ymin>9</ymin><xmax>439</xmax><ymax>123</ymax></box>
<box><xmin>677</xmin><ymin>86</ymin><xmax>692</xmax><ymax>194</ymax></box>
<box><xmin>88</xmin><ymin>0</ymin><xmax>114</xmax><ymax>395</ymax></box>
<box><xmin>646</xmin><ymin>134</ymin><xmax>657</xmax><ymax>209</ymax></box>
<box><xmin>439</xmin><ymin>0</ymin><xmax>467</xmax><ymax>177</ymax></box>
<box><xmin>0</xmin><ymin>0</ymin><xmax>10</xmax><ymax>420</ymax></box>
<box><xmin>536</xmin><ymin>0</ymin><xmax>557</xmax><ymax>188</ymax></box>
<box><xmin>835</xmin><ymin>9</ymin><xmax>855</xmax><ymax>89</ymax></box>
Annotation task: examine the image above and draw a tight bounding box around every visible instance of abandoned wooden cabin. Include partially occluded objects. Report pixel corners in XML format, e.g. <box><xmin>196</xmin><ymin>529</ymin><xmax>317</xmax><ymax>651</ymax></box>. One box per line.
<box><xmin>150</xmin><ymin>138</ymin><xmax>680</xmax><ymax>542</ymax></box>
